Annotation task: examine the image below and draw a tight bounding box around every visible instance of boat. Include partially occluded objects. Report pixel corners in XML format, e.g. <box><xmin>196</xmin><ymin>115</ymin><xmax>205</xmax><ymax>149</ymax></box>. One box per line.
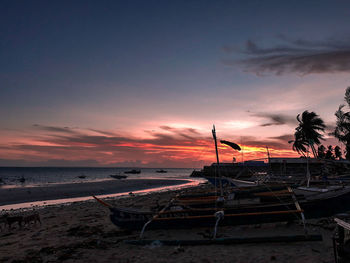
<box><xmin>93</xmin><ymin>191</ymin><xmax>303</xmax><ymax>230</ymax></box>
<box><xmin>110</xmin><ymin>174</ymin><xmax>127</xmax><ymax>179</ymax></box>
<box><xmin>156</xmin><ymin>169</ymin><xmax>167</xmax><ymax>173</ymax></box>
<box><xmin>19</xmin><ymin>176</ymin><xmax>25</xmax><ymax>183</ymax></box>
<box><xmin>124</xmin><ymin>169</ymin><xmax>141</xmax><ymax>174</ymax></box>
<box><xmin>93</xmin><ymin>184</ymin><xmax>350</xmax><ymax>230</ymax></box>
<box><xmin>78</xmin><ymin>175</ymin><xmax>86</xmax><ymax>179</ymax></box>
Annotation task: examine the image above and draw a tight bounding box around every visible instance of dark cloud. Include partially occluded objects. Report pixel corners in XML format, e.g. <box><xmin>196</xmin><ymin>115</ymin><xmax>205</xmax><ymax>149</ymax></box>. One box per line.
<box><xmin>156</xmin><ymin>126</ymin><xmax>200</xmax><ymax>140</ymax></box>
<box><xmin>223</xmin><ymin>38</ymin><xmax>350</xmax><ymax>75</ymax></box>
<box><xmin>159</xmin><ymin>125</ymin><xmax>174</xmax><ymax>131</ymax></box>
<box><xmin>87</xmin><ymin>129</ymin><xmax>117</xmax><ymax>136</ymax></box>
<box><xmin>268</xmin><ymin>134</ymin><xmax>294</xmax><ymax>142</ymax></box>
<box><xmin>32</xmin><ymin>124</ymin><xmax>79</xmax><ymax>134</ymax></box>
<box><xmin>250</xmin><ymin>112</ymin><xmax>297</xmax><ymax>127</ymax></box>
<box><xmin>0</xmin><ymin>158</ymin><xmax>101</xmax><ymax>167</ymax></box>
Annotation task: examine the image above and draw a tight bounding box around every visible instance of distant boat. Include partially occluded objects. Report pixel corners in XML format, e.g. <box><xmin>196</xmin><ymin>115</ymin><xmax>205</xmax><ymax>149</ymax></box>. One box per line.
<box><xmin>110</xmin><ymin>174</ymin><xmax>128</xmax><ymax>179</ymax></box>
<box><xmin>124</xmin><ymin>169</ymin><xmax>141</xmax><ymax>174</ymax></box>
<box><xmin>156</xmin><ymin>169</ymin><xmax>167</xmax><ymax>173</ymax></box>
<box><xmin>78</xmin><ymin>175</ymin><xmax>87</xmax><ymax>179</ymax></box>
<box><xmin>19</xmin><ymin>176</ymin><xmax>25</xmax><ymax>183</ymax></box>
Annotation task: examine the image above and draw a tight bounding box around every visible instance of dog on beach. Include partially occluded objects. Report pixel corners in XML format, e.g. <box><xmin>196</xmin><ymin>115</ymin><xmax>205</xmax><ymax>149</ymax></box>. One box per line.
<box><xmin>2</xmin><ymin>214</ymin><xmax>23</xmax><ymax>229</ymax></box>
<box><xmin>23</xmin><ymin>213</ymin><xmax>41</xmax><ymax>226</ymax></box>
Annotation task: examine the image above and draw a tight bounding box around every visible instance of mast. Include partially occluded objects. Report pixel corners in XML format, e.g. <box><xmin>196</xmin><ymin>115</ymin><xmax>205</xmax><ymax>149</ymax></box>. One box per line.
<box><xmin>212</xmin><ymin>125</ymin><xmax>223</xmax><ymax>197</ymax></box>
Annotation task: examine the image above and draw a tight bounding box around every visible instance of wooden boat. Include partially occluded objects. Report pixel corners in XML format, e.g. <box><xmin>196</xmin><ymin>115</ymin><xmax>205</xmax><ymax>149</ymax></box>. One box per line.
<box><xmin>156</xmin><ymin>169</ymin><xmax>167</xmax><ymax>173</ymax></box>
<box><xmin>124</xmin><ymin>169</ymin><xmax>141</xmax><ymax>174</ymax></box>
<box><xmin>19</xmin><ymin>176</ymin><xmax>25</xmax><ymax>183</ymax></box>
<box><xmin>94</xmin><ymin>185</ymin><xmax>350</xmax><ymax>230</ymax></box>
<box><xmin>110</xmin><ymin>174</ymin><xmax>127</xmax><ymax>179</ymax></box>
<box><xmin>97</xmin><ymin>197</ymin><xmax>302</xmax><ymax>230</ymax></box>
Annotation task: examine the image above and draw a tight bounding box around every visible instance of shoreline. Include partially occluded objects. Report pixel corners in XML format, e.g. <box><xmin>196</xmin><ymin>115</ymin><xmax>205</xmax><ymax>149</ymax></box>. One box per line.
<box><xmin>0</xmin><ymin>178</ymin><xmax>194</xmax><ymax>208</ymax></box>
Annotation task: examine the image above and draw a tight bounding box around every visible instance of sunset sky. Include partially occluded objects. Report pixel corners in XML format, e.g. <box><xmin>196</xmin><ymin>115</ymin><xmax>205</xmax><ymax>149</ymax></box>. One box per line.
<box><xmin>1</xmin><ymin>0</ymin><xmax>350</xmax><ymax>167</ymax></box>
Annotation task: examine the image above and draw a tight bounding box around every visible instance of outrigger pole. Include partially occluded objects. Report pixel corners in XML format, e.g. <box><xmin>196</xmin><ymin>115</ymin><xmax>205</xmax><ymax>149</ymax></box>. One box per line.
<box><xmin>212</xmin><ymin>125</ymin><xmax>223</xmax><ymax>197</ymax></box>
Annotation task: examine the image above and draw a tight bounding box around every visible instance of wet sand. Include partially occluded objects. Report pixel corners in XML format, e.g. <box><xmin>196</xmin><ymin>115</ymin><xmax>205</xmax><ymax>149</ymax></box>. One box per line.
<box><xmin>0</xmin><ymin>179</ymin><xmax>189</xmax><ymax>206</ymax></box>
<box><xmin>0</xmin><ymin>184</ymin><xmax>335</xmax><ymax>263</ymax></box>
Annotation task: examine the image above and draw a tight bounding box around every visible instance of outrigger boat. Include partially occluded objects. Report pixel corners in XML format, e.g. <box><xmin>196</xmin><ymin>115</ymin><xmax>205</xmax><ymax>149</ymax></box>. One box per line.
<box><xmin>93</xmin><ymin>184</ymin><xmax>350</xmax><ymax>231</ymax></box>
<box><xmin>124</xmin><ymin>169</ymin><xmax>141</xmax><ymax>174</ymax></box>
<box><xmin>156</xmin><ymin>169</ymin><xmax>167</xmax><ymax>173</ymax></box>
<box><xmin>110</xmin><ymin>174</ymin><xmax>127</xmax><ymax>179</ymax></box>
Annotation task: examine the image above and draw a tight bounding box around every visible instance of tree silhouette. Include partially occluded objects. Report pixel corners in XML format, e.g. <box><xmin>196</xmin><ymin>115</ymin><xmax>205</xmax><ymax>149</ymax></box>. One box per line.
<box><xmin>325</xmin><ymin>145</ymin><xmax>334</xmax><ymax>160</ymax></box>
<box><xmin>334</xmin><ymin>145</ymin><xmax>342</xmax><ymax>160</ymax></box>
<box><xmin>317</xmin><ymin>145</ymin><xmax>326</xmax><ymax>159</ymax></box>
<box><xmin>331</xmin><ymin>87</ymin><xmax>350</xmax><ymax>160</ymax></box>
<box><xmin>292</xmin><ymin>111</ymin><xmax>326</xmax><ymax>158</ymax></box>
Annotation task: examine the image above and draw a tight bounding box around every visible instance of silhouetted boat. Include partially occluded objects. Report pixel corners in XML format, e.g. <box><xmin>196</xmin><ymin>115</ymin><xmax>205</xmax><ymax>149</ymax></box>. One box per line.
<box><xmin>94</xmin><ymin>185</ymin><xmax>350</xmax><ymax>230</ymax></box>
<box><xmin>110</xmin><ymin>174</ymin><xmax>127</xmax><ymax>179</ymax></box>
<box><xmin>19</xmin><ymin>176</ymin><xmax>25</xmax><ymax>183</ymax></box>
<box><xmin>124</xmin><ymin>169</ymin><xmax>141</xmax><ymax>174</ymax></box>
<box><xmin>78</xmin><ymin>175</ymin><xmax>86</xmax><ymax>179</ymax></box>
<box><xmin>156</xmin><ymin>169</ymin><xmax>167</xmax><ymax>173</ymax></box>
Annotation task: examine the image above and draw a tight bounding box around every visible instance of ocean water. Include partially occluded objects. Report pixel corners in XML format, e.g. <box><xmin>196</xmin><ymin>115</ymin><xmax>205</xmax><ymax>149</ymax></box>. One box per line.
<box><xmin>0</xmin><ymin>167</ymin><xmax>196</xmax><ymax>188</ymax></box>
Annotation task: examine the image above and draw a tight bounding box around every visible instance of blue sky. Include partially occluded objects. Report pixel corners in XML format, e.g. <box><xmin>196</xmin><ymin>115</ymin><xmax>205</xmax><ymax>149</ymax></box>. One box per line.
<box><xmin>1</xmin><ymin>0</ymin><xmax>350</xmax><ymax>166</ymax></box>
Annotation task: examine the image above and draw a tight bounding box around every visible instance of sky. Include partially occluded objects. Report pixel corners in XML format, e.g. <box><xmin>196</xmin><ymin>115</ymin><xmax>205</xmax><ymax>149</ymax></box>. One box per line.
<box><xmin>1</xmin><ymin>0</ymin><xmax>350</xmax><ymax>167</ymax></box>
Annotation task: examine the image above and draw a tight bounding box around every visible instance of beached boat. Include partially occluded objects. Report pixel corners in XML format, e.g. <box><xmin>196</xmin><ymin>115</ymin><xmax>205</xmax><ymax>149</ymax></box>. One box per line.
<box><xmin>110</xmin><ymin>174</ymin><xmax>128</xmax><ymax>179</ymax></box>
<box><xmin>18</xmin><ymin>176</ymin><xmax>25</xmax><ymax>183</ymax></box>
<box><xmin>124</xmin><ymin>169</ymin><xmax>141</xmax><ymax>174</ymax></box>
<box><xmin>94</xmin><ymin>192</ymin><xmax>303</xmax><ymax>230</ymax></box>
<box><xmin>95</xmin><ymin>185</ymin><xmax>350</xmax><ymax>230</ymax></box>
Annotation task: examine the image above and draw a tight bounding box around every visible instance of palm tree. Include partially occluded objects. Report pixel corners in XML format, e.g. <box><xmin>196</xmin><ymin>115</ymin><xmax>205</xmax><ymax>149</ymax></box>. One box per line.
<box><xmin>334</xmin><ymin>145</ymin><xmax>342</xmax><ymax>160</ymax></box>
<box><xmin>293</xmin><ymin>111</ymin><xmax>326</xmax><ymax>158</ymax></box>
<box><xmin>331</xmin><ymin>88</ymin><xmax>350</xmax><ymax>160</ymax></box>
<box><xmin>317</xmin><ymin>145</ymin><xmax>326</xmax><ymax>159</ymax></box>
<box><xmin>289</xmin><ymin>130</ymin><xmax>308</xmax><ymax>157</ymax></box>
<box><xmin>325</xmin><ymin>145</ymin><xmax>334</xmax><ymax>159</ymax></box>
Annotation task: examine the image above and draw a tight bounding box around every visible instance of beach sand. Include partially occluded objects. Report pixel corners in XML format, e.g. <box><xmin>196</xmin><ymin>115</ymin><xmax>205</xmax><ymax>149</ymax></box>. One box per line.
<box><xmin>0</xmin><ymin>184</ymin><xmax>335</xmax><ymax>263</ymax></box>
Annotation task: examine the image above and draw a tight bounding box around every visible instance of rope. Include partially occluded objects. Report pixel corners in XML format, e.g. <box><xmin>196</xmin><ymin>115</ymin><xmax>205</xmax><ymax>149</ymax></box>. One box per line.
<box><xmin>213</xmin><ymin>211</ymin><xmax>224</xmax><ymax>239</ymax></box>
<box><xmin>139</xmin><ymin>198</ymin><xmax>174</xmax><ymax>239</ymax></box>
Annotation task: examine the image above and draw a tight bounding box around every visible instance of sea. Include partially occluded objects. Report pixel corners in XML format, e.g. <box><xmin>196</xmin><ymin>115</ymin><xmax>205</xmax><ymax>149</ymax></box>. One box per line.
<box><xmin>0</xmin><ymin>167</ymin><xmax>204</xmax><ymax>210</ymax></box>
<box><xmin>0</xmin><ymin>167</ymin><xmax>197</xmax><ymax>188</ymax></box>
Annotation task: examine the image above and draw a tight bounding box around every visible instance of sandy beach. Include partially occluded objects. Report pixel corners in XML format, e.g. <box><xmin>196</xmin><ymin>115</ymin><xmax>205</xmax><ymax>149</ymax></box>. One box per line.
<box><xmin>0</xmin><ymin>183</ymin><xmax>336</xmax><ymax>263</ymax></box>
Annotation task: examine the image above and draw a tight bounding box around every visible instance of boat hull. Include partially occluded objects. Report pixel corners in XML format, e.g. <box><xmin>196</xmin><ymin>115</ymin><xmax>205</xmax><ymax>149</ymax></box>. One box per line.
<box><xmin>109</xmin><ymin>186</ymin><xmax>350</xmax><ymax>230</ymax></box>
